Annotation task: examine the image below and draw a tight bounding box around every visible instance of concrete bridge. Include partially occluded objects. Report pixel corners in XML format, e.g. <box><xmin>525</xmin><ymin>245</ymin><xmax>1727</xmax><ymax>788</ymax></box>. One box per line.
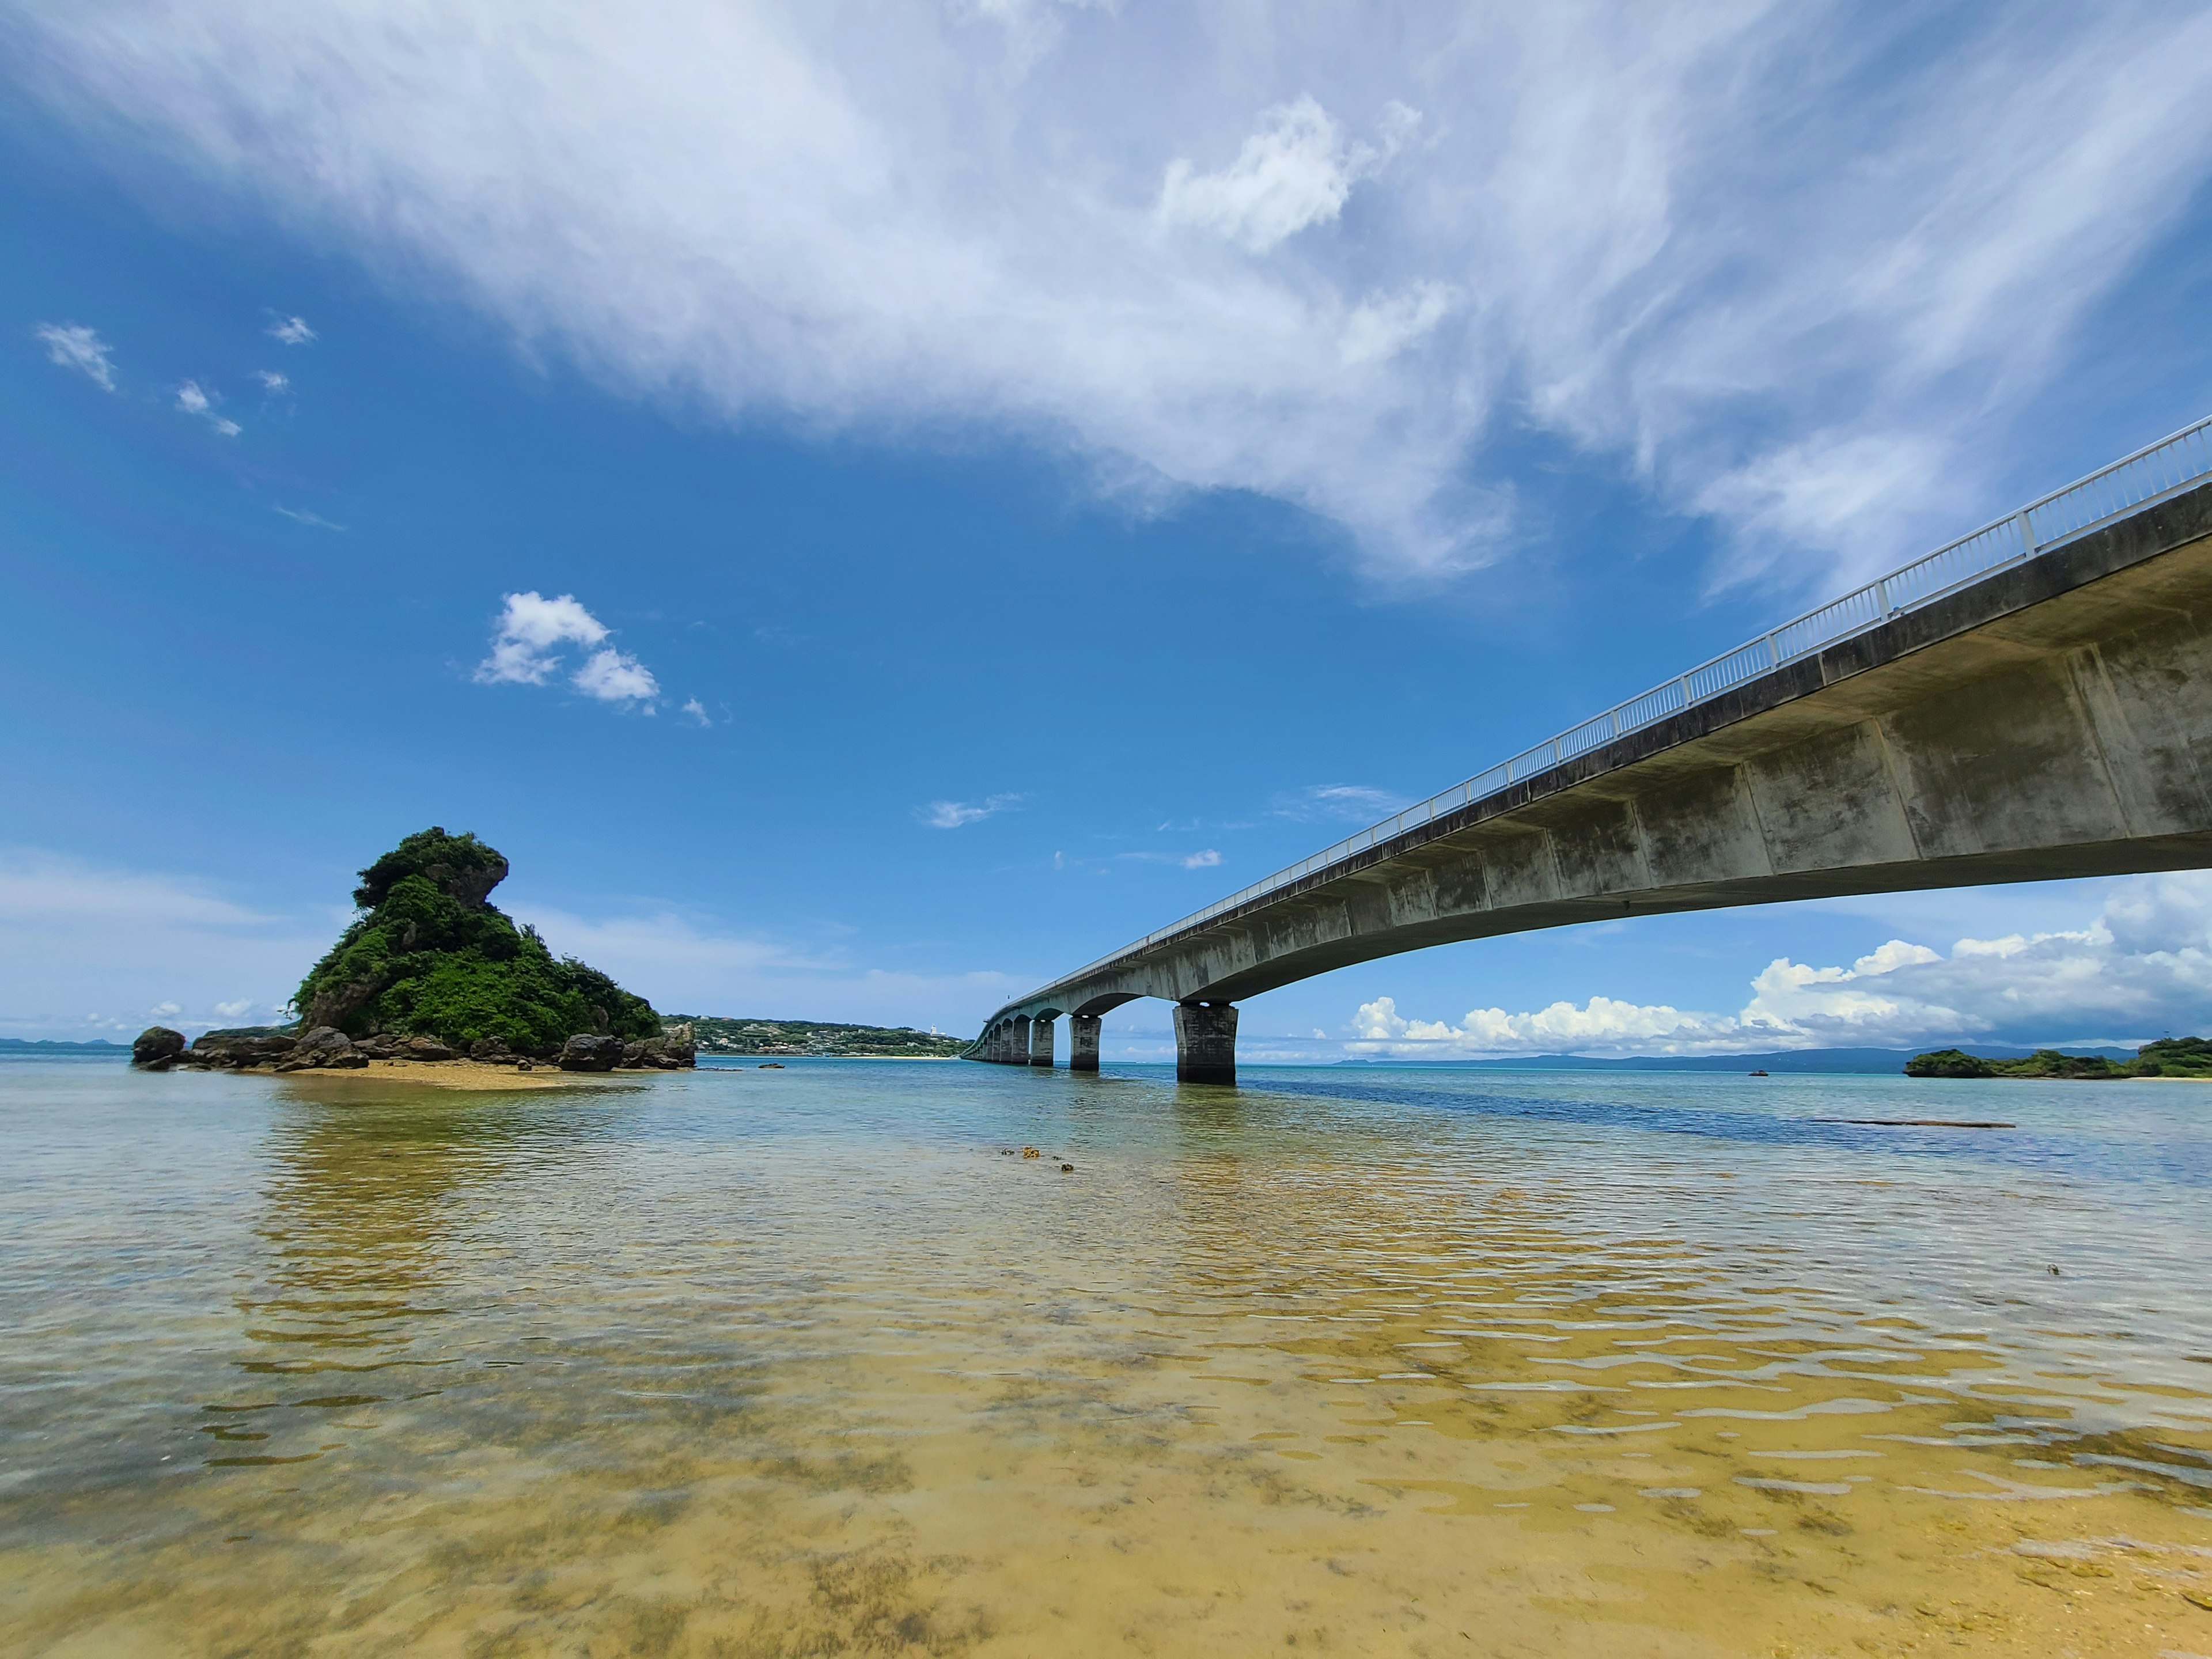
<box><xmin>970</xmin><ymin>418</ymin><xmax>2212</xmax><ymax>1083</ymax></box>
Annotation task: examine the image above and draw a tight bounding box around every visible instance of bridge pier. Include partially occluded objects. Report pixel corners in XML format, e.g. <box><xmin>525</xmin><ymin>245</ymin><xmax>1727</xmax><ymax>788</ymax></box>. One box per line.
<box><xmin>1029</xmin><ymin>1014</ymin><xmax>1056</xmax><ymax>1067</ymax></box>
<box><xmin>1173</xmin><ymin>1002</ymin><xmax>1237</xmax><ymax>1086</ymax></box>
<box><xmin>1069</xmin><ymin>1014</ymin><xmax>1101</xmax><ymax>1073</ymax></box>
<box><xmin>1006</xmin><ymin>1014</ymin><xmax>1031</xmax><ymax>1067</ymax></box>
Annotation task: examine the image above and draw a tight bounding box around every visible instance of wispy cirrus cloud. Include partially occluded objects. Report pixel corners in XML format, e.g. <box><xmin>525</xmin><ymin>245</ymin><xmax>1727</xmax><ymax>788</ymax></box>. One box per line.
<box><xmin>266</xmin><ymin>313</ymin><xmax>316</xmax><ymax>346</ymax></box>
<box><xmin>1272</xmin><ymin>783</ymin><xmax>1410</xmax><ymax>824</ymax></box>
<box><xmin>35</xmin><ymin>321</ymin><xmax>115</xmax><ymax>390</ymax></box>
<box><xmin>475</xmin><ymin>590</ymin><xmax>660</xmax><ymax>709</ymax></box>
<box><xmin>919</xmin><ymin>794</ymin><xmax>1024</xmax><ymax>829</ymax></box>
<box><xmin>272</xmin><ymin>503</ymin><xmax>344</xmax><ymax>531</ymax></box>
<box><xmin>19</xmin><ymin>5</ymin><xmax>2212</xmax><ymax>588</ymax></box>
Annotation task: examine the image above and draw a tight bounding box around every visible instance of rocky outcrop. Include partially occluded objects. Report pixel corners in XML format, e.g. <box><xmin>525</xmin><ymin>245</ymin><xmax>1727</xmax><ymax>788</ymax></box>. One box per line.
<box><xmin>559</xmin><ymin>1033</ymin><xmax>624</xmax><ymax>1072</ymax></box>
<box><xmin>132</xmin><ymin>1027</ymin><xmax>187</xmax><ymax>1068</ymax></box>
<box><xmin>276</xmin><ymin>1027</ymin><xmax>369</xmax><ymax>1071</ymax></box>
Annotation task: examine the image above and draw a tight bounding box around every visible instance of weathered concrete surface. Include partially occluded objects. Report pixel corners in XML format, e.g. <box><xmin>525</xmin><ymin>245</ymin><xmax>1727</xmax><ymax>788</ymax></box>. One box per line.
<box><xmin>1174</xmin><ymin>1004</ymin><xmax>1238</xmax><ymax>1085</ymax></box>
<box><xmin>972</xmin><ymin>478</ymin><xmax>2212</xmax><ymax>1057</ymax></box>
<box><xmin>1069</xmin><ymin>1014</ymin><xmax>1101</xmax><ymax>1072</ymax></box>
<box><xmin>1029</xmin><ymin>1014</ymin><xmax>1056</xmax><ymax>1067</ymax></box>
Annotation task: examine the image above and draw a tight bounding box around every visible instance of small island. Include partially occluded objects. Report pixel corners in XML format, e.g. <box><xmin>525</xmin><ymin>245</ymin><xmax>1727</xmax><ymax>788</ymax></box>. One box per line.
<box><xmin>132</xmin><ymin>827</ymin><xmax>694</xmax><ymax>1076</ymax></box>
<box><xmin>1904</xmin><ymin>1036</ymin><xmax>2212</xmax><ymax>1079</ymax></box>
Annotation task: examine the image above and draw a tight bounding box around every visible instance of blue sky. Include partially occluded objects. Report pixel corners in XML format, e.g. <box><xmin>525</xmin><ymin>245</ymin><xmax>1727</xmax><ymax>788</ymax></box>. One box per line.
<box><xmin>6</xmin><ymin>1</ymin><xmax>2212</xmax><ymax>1058</ymax></box>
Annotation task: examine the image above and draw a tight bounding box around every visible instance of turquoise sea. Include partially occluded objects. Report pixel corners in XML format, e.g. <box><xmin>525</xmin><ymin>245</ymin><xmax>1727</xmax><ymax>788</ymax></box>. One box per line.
<box><xmin>4</xmin><ymin>1055</ymin><xmax>2210</xmax><ymax>1656</ymax></box>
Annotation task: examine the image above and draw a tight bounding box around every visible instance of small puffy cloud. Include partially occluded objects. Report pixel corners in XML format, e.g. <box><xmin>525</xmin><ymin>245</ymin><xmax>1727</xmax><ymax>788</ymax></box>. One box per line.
<box><xmin>175</xmin><ymin>380</ymin><xmax>241</xmax><ymax>436</ymax></box>
<box><xmin>255</xmin><ymin>369</ymin><xmax>289</xmax><ymax>392</ymax></box>
<box><xmin>920</xmin><ymin>794</ymin><xmax>1024</xmax><ymax>828</ymax></box>
<box><xmin>680</xmin><ymin>697</ymin><xmax>711</xmax><ymax>726</ymax></box>
<box><xmin>476</xmin><ymin>590</ymin><xmax>611</xmax><ymax>684</ymax></box>
<box><xmin>35</xmin><ymin>322</ymin><xmax>116</xmax><ymax>390</ymax></box>
<box><xmin>212</xmin><ymin>998</ymin><xmax>256</xmax><ymax>1019</ymax></box>
<box><xmin>267</xmin><ymin>314</ymin><xmax>316</xmax><ymax>345</ymax></box>
<box><xmin>1348</xmin><ymin>873</ymin><xmax>2212</xmax><ymax>1058</ymax></box>
<box><xmin>1158</xmin><ymin>96</ymin><xmax>1416</xmax><ymax>253</ymax></box>
<box><xmin>150</xmin><ymin>1001</ymin><xmax>181</xmax><ymax>1017</ymax></box>
<box><xmin>1273</xmin><ymin>783</ymin><xmax>1410</xmax><ymax>823</ymax></box>
<box><xmin>572</xmin><ymin>647</ymin><xmax>660</xmax><ymax>705</ymax></box>
<box><xmin>477</xmin><ymin>590</ymin><xmax>660</xmax><ymax>709</ymax></box>
<box><xmin>1181</xmin><ymin>849</ymin><xmax>1222</xmax><ymax>869</ymax></box>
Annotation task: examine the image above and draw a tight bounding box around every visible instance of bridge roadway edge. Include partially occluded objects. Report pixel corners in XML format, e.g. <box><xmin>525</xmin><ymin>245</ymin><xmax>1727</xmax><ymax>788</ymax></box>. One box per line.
<box><xmin>972</xmin><ymin>476</ymin><xmax>2212</xmax><ymax>1071</ymax></box>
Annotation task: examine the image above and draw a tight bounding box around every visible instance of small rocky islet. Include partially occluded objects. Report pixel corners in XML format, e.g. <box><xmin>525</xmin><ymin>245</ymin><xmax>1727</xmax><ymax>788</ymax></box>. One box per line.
<box><xmin>131</xmin><ymin>827</ymin><xmax>693</xmax><ymax>1076</ymax></box>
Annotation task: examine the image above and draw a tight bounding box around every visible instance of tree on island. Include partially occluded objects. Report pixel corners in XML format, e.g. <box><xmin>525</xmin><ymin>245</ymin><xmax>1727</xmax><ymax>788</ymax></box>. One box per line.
<box><xmin>293</xmin><ymin>827</ymin><xmax>661</xmax><ymax>1056</ymax></box>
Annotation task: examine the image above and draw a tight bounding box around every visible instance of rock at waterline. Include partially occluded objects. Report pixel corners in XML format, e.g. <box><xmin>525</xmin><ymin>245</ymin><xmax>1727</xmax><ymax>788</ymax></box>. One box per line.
<box><xmin>559</xmin><ymin>1033</ymin><xmax>624</xmax><ymax>1073</ymax></box>
<box><xmin>132</xmin><ymin>1027</ymin><xmax>187</xmax><ymax>1069</ymax></box>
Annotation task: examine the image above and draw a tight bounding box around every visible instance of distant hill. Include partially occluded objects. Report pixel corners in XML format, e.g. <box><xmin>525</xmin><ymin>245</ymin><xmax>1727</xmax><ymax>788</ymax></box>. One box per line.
<box><xmin>1331</xmin><ymin>1045</ymin><xmax>2138</xmax><ymax>1075</ymax></box>
<box><xmin>672</xmin><ymin>1016</ymin><xmax>965</xmax><ymax>1058</ymax></box>
<box><xmin>0</xmin><ymin>1039</ymin><xmax>128</xmax><ymax>1055</ymax></box>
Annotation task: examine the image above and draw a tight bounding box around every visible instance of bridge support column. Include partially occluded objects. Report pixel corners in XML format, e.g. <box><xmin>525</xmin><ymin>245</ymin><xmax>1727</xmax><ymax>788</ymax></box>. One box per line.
<box><xmin>1173</xmin><ymin>1002</ymin><xmax>1237</xmax><ymax>1086</ymax></box>
<box><xmin>1029</xmin><ymin>1014</ymin><xmax>1056</xmax><ymax>1067</ymax></box>
<box><xmin>1006</xmin><ymin>1015</ymin><xmax>1031</xmax><ymax>1067</ymax></box>
<box><xmin>1069</xmin><ymin>1014</ymin><xmax>1101</xmax><ymax>1073</ymax></box>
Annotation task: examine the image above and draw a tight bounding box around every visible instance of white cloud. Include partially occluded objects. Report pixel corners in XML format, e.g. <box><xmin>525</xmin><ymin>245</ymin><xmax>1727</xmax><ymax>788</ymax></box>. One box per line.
<box><xmin>1181</xmin><ymin>849</ymin><xmax>1223</xmax><ymax>869</ymax></box>
<box><xmin>571</xmin><ymin>647</ymin><xmax>659</xmax><ymax>704</ymax></box>
<box><xmin>150</xmin><ymin>1000</ymin><xmax>181</xmax><ymax>1017</ymax></box>
<box><xmin>255</xmin><ymin>368</ymin><xmax>290</xmax><ymax>392</ymax></box>
<box><xmin>680</xmin><ymin>697</ymin><xmax>711</xmax><ymax>726</ymax></box>
<box><xmin>1157</xmin><ymin>96</ymin><xmax>1415</xmax><ymax>254</ymax></box>
<box><xmin>35</xmin><ymin>321</ymin><xmax>115</xmax><ymax>389</ymax></box>
<box><xmin>20</xmin><ymin>6</ymin><xmax>2212</xmax><ymax>585</ymax></box>
<box><xmin>920</xmin><ymin>794</ymin><xmax>1024</xmax><ymax>829</ymax></box>
<box><xmin>272</xmin><ymin>503</ymin><xmax>345</xmax><ymax>530</ymax></box>
<box><xmin>174</xmin><ymin>379</ymin><xmax>241</xmax><ymax>435</ymax></box>
<box><xmin>0</xmin><ymin>848</ymin><xmax>324</xmax><ymax>1039</ymax></box>
<box><xmin>1274</xmin><ymin>783</ymin><xmax>1411</xmax><ymax>823</ymax></box>
<box><xmin>512</xmin><ymin>902</ymin><xmax>1031</xmax><ymax>1030</ymax></box>
<box><xmin>476</xmin><ymin>590</ymin><xmax>604</xmax><ymax>680</ymax></box>
<box><xmin>476</xmin><ymin>591</ymin><xmax>660</xmax><ymax>707</ymax></box>
<box><xmin>212</xmin><ymin>998</ymin><xmax>256</xmax><ymax>1019</ymax></box>
<box><xmin>1348</xmin><ymin>873</ymin><xmax>2212</xmax><ymax>1057</ymax></box>
<box><xmin>267</xmin><ymin>314</ymin><xmax>316</xmax><ymax>345</ymax></box>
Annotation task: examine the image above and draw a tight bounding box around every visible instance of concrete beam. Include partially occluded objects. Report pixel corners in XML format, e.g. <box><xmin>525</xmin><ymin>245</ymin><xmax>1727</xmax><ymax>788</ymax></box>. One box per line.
<box><xmin>1174</xmin><ymin>1003</ymin><xmax>1237</xmax><ymax>1086</ymax></box>
<box><xmin>972</xmin><ymin>483</ymin><xmax>2212</xmax><ymax>1046</ymax></box>
<box><xmin>1069</xmin><ymin>1014</ymin><xmax>1101</xmax><ymax>1073</ymax></box>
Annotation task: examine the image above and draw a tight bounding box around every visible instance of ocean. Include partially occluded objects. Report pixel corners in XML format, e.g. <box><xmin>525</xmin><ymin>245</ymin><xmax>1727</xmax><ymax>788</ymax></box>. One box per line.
<box><xmin>4</xmin><ymin>1055</ymin><xmax>2209</xmax><ymax>1656</ymax></box>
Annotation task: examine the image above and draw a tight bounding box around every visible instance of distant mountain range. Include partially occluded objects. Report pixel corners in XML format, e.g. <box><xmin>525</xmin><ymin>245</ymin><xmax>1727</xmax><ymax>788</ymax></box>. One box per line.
<box><xmin>0</xmin><ymin>1039</ymin><xmax>129</xmax><ymax>1055</ymax></box>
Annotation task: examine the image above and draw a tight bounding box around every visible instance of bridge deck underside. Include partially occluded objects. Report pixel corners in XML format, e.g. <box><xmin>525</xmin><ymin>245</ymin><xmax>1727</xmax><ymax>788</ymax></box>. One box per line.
<box><xmin>990</xmin><ymin>482</ymin><xmax>2212</xmax><ymax>1033</ymax></box>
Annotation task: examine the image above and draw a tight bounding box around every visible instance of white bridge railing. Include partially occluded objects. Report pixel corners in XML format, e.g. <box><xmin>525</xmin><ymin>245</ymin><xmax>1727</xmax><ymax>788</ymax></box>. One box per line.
<box><xmin>1032</xmin><ymin>412</ymin><xmax>2212</xmax><ymax>1000</ymax></box>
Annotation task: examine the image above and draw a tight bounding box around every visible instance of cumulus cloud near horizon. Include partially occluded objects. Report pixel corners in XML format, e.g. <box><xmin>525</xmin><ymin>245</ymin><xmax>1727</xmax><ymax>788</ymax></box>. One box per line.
<box><xmin>20</xmin><ymin>3</ymin><xmax>2212</xmax><ymax>588</ymax></box>
<box><xmin>476</xmin><ymin>590</ymin><xmax>661</xmax><ymax>708</ymax></box>
<box><xmin>1350</xmin><ymin>873</ymin><xmax>2212</xmax><ymax>1058</ymax></box>
<box><xmin>0</xmin><ymin>847</ymin><xmax>324</xmax><ymax>1040</ymax></box>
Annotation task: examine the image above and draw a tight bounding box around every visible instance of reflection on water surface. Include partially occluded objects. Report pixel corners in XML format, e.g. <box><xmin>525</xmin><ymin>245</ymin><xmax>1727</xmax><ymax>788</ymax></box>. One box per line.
<box><xmin>3</xmin><ymin>1058</ymin><xmax>2210</xmax><ymax>1656</ymax></box>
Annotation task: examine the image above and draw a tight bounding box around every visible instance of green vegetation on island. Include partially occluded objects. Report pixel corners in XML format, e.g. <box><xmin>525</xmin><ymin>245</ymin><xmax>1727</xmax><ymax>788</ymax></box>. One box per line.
<box><xmin>1904</xmin><ymin>1037</ymin><xmax>2212</xmax><ymax>1080</ymax></box>
<box><xmin>135</xmin><ymin>828</ymin><xmax>693</xmax><ymax>1074</ymax></box>
<box><xmin>673</xmin><ymin>1016</ymin><xmax>965</xmax><ymax>1058</ymax></box>
<box><xmin>295</xmin><ymin>828</ymin><xmax>661</xmax><ymax>1054</ymax></box>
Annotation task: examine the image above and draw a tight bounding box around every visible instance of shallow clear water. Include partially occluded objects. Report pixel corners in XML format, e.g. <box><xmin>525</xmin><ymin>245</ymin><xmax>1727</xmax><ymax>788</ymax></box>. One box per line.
<box><xmin>4</xmin><ymin>1056</ymin><xmax>2211</xmax><ymax>1657</ymax></box>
